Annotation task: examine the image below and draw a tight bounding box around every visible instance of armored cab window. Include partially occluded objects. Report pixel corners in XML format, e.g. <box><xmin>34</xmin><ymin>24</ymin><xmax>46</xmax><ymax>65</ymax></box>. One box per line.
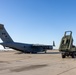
<box><xmin>62</xmin><ymin>40</ymin><xmax>64</xmax><ymax>44</ymax></box>
<box><xmin>66</xmin><ymin>39</ymin><xmax>70</xmax><ymax>47</ymax></box>
<box><xmin>66</xmin><ymin>39</ymin><xmax>70</xmax><ymax>44</ymax></box>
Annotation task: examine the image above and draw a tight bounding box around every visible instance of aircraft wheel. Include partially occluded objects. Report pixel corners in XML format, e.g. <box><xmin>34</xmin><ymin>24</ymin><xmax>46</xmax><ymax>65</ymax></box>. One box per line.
<box><xmin>45</xmin><ymin>51</ymin><xmax>46</xmax><ymax>53</ymax></box>
<box><xmin>32</xmin><ymin>52</ymin><xmax>37</xmax><ymax>54</ymax></box>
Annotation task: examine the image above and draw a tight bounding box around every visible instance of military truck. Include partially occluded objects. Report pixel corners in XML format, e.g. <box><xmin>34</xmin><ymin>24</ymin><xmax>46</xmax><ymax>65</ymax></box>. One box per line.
<box><xmin>59</xmin><ymin>31</ymin><xmax>76</xmax><ymax>58</ymax></box>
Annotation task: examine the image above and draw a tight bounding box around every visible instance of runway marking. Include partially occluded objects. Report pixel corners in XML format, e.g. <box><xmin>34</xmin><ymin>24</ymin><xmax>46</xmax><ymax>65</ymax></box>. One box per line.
<box><xmin>57</xmin><ymin>66</ymin><xmax>76</xmax><ymax>75</ymax></box>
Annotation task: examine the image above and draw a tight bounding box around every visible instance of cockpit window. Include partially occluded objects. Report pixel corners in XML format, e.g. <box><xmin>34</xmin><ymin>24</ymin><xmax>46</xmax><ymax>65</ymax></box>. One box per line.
<box><xmin>62</xmin><ymin>40</ymin><xmax>64</xmax><ymax>44</ymax></box>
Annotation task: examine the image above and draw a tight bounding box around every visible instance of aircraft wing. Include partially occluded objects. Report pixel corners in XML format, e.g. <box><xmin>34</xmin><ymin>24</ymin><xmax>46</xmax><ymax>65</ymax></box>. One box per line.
<box><xmin>32</xmin><ymin>44</ymin><xmax>53</xmax><ymax>50</ymax></box>
<box><xmin>32</xmin><ymin>41</ymin><xmax>55</xmax><ymax>50</ymax></box>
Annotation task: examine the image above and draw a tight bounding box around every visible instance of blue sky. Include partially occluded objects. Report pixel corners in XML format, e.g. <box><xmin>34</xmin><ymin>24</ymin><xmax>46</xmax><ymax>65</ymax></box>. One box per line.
<box><xmin>0</xmin><ymin>0</ymin><xmax>76</xmax><ymax>49</ymax></box>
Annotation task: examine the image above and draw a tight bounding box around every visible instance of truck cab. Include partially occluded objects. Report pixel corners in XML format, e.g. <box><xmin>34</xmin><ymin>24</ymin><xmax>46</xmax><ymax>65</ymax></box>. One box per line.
<box><xmin>59</xmin><ymin>31</ymin><xmax>76</xmax><ymax>58</ymax></box>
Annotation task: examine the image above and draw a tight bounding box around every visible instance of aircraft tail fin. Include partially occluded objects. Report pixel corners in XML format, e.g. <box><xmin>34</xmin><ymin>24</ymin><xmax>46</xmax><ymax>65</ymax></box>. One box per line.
<box><xmin>0</xmin><ymin>24</ymin><xmax>14</xmax><ymax>43</ymax></box>
<box><xmin>53</xmin><ymin>41</ymin><xmax>55</xmax><ymax>46</ymax></box>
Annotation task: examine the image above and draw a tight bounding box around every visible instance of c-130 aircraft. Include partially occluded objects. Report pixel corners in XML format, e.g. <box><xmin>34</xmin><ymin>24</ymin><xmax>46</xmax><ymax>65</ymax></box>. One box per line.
<box><xmin>0</xmin><ymin>24</ymin><xmax>55</xmax><ymax>53</ymax></box>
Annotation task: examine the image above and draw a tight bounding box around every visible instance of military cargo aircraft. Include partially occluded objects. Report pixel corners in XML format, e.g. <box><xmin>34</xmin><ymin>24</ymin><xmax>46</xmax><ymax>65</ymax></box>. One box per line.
<box><xmin>0</xmin><ymin>24</ymin><xmax>55</xmax><ymax>53</ymax></box>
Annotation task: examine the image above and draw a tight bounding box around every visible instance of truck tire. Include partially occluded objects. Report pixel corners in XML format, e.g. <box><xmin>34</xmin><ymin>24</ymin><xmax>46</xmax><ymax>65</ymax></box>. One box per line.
<box><xmin>71</xmin><ymin>53</ymin><xmax>75</xmax><ymax>58</ymax></box>
<box><xmin>62</xmin><ymin>54</ymin><xmax>66</xmax><ymax>58</ymax></box>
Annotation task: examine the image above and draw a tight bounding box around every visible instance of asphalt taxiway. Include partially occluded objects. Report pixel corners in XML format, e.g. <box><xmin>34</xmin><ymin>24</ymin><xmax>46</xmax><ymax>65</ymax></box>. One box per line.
<box><xmin>0</xmin><ymin>50</ymin><xmax>76</xmax><ymax>75</ymax></box>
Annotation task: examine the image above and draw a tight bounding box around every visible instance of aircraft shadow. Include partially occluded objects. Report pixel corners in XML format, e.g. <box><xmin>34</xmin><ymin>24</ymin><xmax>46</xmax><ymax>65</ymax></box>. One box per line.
<box><xmin>15</xmin><ymin>51</ymin><xmax>60</xmax><ymax>55</ymax></box>
<box><xmin>36</xmin><ymin>52</ymin><xmax>60</xmax><ymax>54</ymax></box>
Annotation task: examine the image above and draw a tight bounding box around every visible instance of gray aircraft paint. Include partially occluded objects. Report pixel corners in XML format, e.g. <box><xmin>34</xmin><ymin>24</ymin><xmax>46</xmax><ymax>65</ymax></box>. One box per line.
<box><xmin>0</xmin><ymin>24</ymin><xmax>54</xmax><ymax>53</ymax></box>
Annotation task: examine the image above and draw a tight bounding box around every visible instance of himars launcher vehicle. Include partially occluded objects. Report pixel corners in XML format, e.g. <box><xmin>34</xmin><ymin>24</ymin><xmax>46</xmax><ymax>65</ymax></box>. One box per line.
<box><xmin>59</xmin><ymin>31</ymin><xmax>76</xmax><ymax>58</ymax></box>
<box><xmin>0</xmin><ymin>24</ymin><xmax>55</xmax><ymax>53</ymax></box>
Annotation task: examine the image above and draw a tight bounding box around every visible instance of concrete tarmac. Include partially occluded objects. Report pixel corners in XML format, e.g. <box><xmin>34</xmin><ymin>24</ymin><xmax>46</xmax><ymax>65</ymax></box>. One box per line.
<box><xmin>0</xmin><ymin>50</ymin><xmax>76</xmax><ymax>75</ymax></box>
